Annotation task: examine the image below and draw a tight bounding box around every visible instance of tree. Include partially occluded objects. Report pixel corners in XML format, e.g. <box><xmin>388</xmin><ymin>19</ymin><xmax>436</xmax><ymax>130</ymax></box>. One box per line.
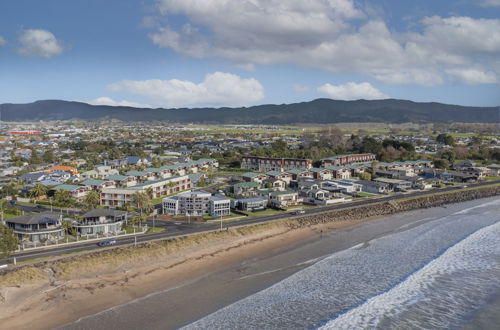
<box><xmin>433</xmin><ymin>159</ymin><xmax>450</xmax><ymax>169</ymax></box>
<box><xmin>359</xmin><ymin>172</ymin><xmax>372</xmax><ymax>181</ymax></box>
<box><xmin>0</xmin><ymin>224</ymin><xmax>19</xmax><ymax>258</ymax></box>
<box><xmin>55</xmin><ymin>189</ymin><xmax>71</xmax><ymax>205</ymax></box>
<box><xmin>29</xmin><ymin>184</ymin><xmax>48</xmax><ymax>200</ymax></box>
<box><xmin>130</xmin><ymin>191</ymin><xmax>152</xmax><ymax>215</ymax></box>
<box><xmin>83</xmin><ymin>191</ymin><xmax>100</xmax><ymax>209</ymax></box>
<box><xmin>0</xmin><ymin>199</ymin><xmax>8</xmax><ymax>221</ymax></box>
<box><xmin>436</xmin><ymin>133</ymin><xmax>455</xmax><ymax>146</ymax></box>
<box><xmin>62</xmin><ymin>220</ymin><xmax>77</xmax><ymax>237</ymax></box>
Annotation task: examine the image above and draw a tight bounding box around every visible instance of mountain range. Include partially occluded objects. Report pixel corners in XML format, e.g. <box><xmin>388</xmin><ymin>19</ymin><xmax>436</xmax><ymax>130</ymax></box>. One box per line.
<box><xmin>0</xmin><ymin>99</ymin><xmax>498</xmax><ymax>124</ymax></box>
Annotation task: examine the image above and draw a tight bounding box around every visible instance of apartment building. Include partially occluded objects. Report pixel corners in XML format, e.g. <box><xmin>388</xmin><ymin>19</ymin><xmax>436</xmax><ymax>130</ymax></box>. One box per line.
<box><xmin>241</xmin><ymin>156</ymin><xmax>312</xmax><ymax>172</ymax></box>
<box><xmin>321</xmin><ymin>153</ymin><xmax>376</xmax><ymax>167</ymax></box>
<box><xmin>100</xmin><ymin>175</ymin><xmax>191</xmax><ymax>207</ymax></box>
<box><xmin>162</xmin><ymin>190</ymin><xmax>230</xmax><ymax>217</ymax></box>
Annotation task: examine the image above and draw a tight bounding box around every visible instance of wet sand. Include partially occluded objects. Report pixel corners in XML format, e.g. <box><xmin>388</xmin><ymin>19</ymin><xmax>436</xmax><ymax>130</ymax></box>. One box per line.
<box><xmin>59</xmin><ymin>198</ymin><xmax>499</xmax><ymax>330</ymax></box>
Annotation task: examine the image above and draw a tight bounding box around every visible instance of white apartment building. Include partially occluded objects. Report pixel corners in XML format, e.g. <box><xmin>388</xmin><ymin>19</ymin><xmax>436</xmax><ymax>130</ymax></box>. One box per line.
<box><xmin>100</xmin><ymin>175</ymin><xmax>191</xmax><ymax>207</ymax></box>
<box><xmin>162</xmin><ymin>190</ymin><xmax>230</xmax><ymax>217</ymax></box>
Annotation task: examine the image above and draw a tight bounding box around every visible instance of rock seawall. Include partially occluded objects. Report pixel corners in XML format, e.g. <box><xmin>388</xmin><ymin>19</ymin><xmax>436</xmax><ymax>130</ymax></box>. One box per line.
<box><xmin>288</xmin><ymin>185</ymin><xmax>500</xmax><ymax>228</ymax></box>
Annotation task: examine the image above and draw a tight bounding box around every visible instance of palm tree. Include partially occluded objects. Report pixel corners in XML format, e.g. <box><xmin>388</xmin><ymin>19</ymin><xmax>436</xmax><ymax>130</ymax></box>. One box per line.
<box><xmin>83</xmin><ymin>191</ymin><xmax>100</xmax><ymax>209</ymax></box>
<box><xmin>0</xmin><ymin>199</ymin><xmax>8</xmax><ymax>222</ymax></box>
<box><xmin>55</xmin><ymin>189</ymin><xmax>71</xmax><ymax>205</ymax></box>
<box><xmin>29</xmin><ymin>184</ymin><xmax>47</xmax><ymax>200</ymax></box>
<box><xmin>145</xmin><ymin>187</ymin><xmax>154</xmax><ymax>199</ymax></box>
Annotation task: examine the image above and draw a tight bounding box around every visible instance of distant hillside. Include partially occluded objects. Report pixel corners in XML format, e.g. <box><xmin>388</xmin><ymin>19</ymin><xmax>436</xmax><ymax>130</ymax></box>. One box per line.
<box><xmin>0</xmin><ymin>99</ymin><xmax>498</xmax><ymax>124</ymax></box>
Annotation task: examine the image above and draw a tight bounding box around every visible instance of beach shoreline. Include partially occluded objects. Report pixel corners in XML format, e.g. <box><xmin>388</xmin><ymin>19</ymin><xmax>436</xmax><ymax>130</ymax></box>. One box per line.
<box><xmin>1</xmin><ymin>194</ymin><xmax>499</xmax><ymax>329</ymax></box>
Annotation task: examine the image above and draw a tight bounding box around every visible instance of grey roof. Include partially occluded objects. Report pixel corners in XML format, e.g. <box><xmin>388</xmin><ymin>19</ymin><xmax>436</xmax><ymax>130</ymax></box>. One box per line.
<box><xmin>82</xmin><ymin>209</ymin><xmax>127</xmax><ymax>218</ymax></box>
<box><xmin>6</xmin><ymin>212</ymin><xmax>61</xmax><ymax>225</ymax></box>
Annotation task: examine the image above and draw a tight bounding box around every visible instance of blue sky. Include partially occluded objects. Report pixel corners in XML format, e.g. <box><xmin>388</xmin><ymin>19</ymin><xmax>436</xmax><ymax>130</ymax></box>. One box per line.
<box><xmin>1</xmin><ymin>0</ymin><xmax>499</xmax><ymax>108</ymax></box>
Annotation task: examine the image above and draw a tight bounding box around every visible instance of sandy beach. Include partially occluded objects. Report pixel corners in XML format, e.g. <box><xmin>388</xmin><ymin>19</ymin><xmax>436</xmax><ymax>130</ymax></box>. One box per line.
<box><xmin>1</xmin><ymin>196</ymin><xmax>498</xmax><ymax>330</ymax></box>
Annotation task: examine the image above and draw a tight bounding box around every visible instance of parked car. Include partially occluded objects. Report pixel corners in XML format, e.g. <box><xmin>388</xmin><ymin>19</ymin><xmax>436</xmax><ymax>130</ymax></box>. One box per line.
<box><xmin>292</xmin><ymin>210</ymin><xmax>305</xmax><ymax>215</ymax></box>
<box><xmin>97</xmin><ymin>239</ymin><xmax>117</xmax><ymax>247</ymax></box>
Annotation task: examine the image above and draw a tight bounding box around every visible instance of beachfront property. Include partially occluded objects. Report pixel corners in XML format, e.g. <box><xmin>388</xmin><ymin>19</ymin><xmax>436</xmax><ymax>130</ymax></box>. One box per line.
<box><xmin>4</xmin><ymin>212</ymin><xmax>64</xmax><ymax>243</ymax></box>
<box><xmin>100</xmin><ymin>175</ymin><xmax>191</xmax><ymax>207</ymax></box>
<box><xmin>241</xmin><ymin>156</ymin><xmax>313</xmax><ymax>172</ymax></box>
<box><xmin>321</xmin><ymin>153</ymin><xmax>376</xmax><ymax>167</ymax></box>
<box><xmin>256</xmin><ymin>189</ymin><xmax>300</xmax><ymax>208</ymax></box>
<box><xmin>74</xmin><ymin>209</ymin><xmax>127</xmax><ymax>236</ymax></box>
<box><xmin>373</xmin><ymin>178</ymin><xmax>413</xmax><ymax>191</ymax></box>
<box><xmin>232</xmin><ymin>197</ymin><xmax>268</xmax><ymax>212</ymax></box>
<box><xmin>162</xmin><ymin>190</ymin><xmax>231</xmax><ymax>217</ymax></box>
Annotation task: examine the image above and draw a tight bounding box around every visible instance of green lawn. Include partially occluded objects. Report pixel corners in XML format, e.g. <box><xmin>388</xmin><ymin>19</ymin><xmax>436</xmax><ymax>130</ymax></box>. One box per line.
<box><xmin>147</xmin><ymin>227</ymin><xmax>166</xmax><ymax>233</ymax></box>
<box><xmin>248</xmin><ymin>209</ymin><xmax>283</xmax><ymax>216</ymax></box>
<box><xmin>355</xmin><ymin>192</ymin><xmax>377</xmax><ymax>197</ymax></box>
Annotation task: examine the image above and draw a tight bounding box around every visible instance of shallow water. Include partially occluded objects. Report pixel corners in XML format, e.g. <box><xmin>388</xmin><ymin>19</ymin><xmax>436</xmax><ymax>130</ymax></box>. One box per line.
<box><xmin>185</xmin><ymin>199</ymin><xmax>500</xmax><ymax>329</ymax></box>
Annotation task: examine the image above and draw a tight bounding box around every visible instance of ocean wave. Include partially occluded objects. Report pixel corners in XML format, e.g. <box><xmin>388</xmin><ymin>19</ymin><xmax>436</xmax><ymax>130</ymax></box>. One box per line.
<box><xmin>320</xmin><ymin>221</ymin><xmax>500</xmax><ymax>330</ymax></box>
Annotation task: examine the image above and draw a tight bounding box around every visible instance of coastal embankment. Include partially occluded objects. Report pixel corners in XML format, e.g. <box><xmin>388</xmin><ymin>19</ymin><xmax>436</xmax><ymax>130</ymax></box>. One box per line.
<box><xmin>1</xmin><ymin>184</ymin><xmax>499</xmax><ymax>329</ymax></box>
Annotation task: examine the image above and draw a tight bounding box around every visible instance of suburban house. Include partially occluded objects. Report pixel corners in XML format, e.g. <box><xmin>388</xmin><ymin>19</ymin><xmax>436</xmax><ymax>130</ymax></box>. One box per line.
<box><xmin>51</xmin><ymin>184</ymin><xmax>90</xmax><ymax>200</ymax></box>
<box><xmin>233</xmin><ymin>181</ymin><xmax>261</xmax><ymax>197</ymax></box>
<box><xmin>487</xmin><ymin>164</ymin><xmax>500</xmax><ymax>176</ymax></box>
<box><xmin>5</xmin><ymin>212</ymin><xmax>64</xmax><ymax>243</ymax></box>
<box><xmin>232</xmin><ymin>197</ymin><xmax>268</xmax><ymax>212</ymax></box>
<box><xmin>265</xmin><ymin>171</ymin><xmax>293</xmax><ymax>184</ymax></box>
<box><xmin>241</xmin><ymin>172</ymin><xmax>268</xmax><ymax>183</ymax></box>
<box><xmin>373</xmin><ymin>178</ymin><xmax>413</xmax><ymax>191</ymax></box>
<box><xmin>162</xmin><ymin>190</ymin><xmax>230</xmax><ymax>217</ymax></box>
<box><xmin>49</xmin><ymin>165</ymin><xmax>78</xmax><ymax>175</ymax></box>
<box><xmin>241</xmin><ymin>156</ymin><xmax>312</xmax><ymax>172</ymax></box>
<box><xmin>321</xmin><ymin>153</ymin><xmax>376</xmax><ymax>167</ymax></box>
<box><xmin>286</xmin><ymin>169</ymin><xmax>314</xmax><ymax>180</ymax></box>
<box><xmin>356</xmin><ymin>180</ymin><xmax>392</xmax><ymax>194</ymax></box>
<box><xmin>74</xmin><ymin>209</ymin><xmax>127</xmax><ymax>236</ymax></box>
<box><xmin>309</xmin><ymin>168</ymin><xmax>333</xmax><ymax>180</ymax></box>
<box><xmin>256</xmin><ymin>189</ymin><xmax>300</xmax><ymax>208</ymax></box>
<box><xmin>324</xmin><ymin>166</ymin><xmax>352</xmax><ymax>179</ymax></box>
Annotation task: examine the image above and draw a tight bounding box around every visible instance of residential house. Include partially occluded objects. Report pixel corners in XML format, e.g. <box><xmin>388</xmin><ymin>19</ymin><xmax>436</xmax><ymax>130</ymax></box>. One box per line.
<box><xmin>232</xmin><ymin>197</ymin><xmax>268</xmax><ymax>212</ymax></box>
<box><xmin>74</xmin><ymin>209</ymin><xmax>127</xmax><ymax>236</ymax></box>
<box><xmin>51</xmin><ymin>184</ymin><xmax>90</xmax><ymax>200</ymax></box>
<box><xmin>241</xmin><ymin>172</ymin><xmax>268</xmax><ymax>183</ymax></box>
<box><xmin>265</xmin><ymin>171</ymin><xmax>292</xmax><ymax>184</ymax></box>
<box><xmin>356</xmin><ymin>180</ymin><xmax>391</xmax><ymax>194</ymax></box>
<box><xmin>5</xmin><ymin>212</ymin><xmax>64</xmax><ymax>243</ymax></box>
<box><xmin>233</xmin><ymin>181</ymin><xmax>261</xmax><ymax>197</ymax></box>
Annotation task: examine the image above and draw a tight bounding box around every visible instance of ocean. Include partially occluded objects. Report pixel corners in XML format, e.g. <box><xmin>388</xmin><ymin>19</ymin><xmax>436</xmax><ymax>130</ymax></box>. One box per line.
<box><xmin>62</xmin><ymin>198</ymin><xmax>500</xmax><ymax>330</ymax></box>
<box><xmin>185</xmin><ymin>199</ymin><xmax>500</xmax><ymax>329</ymax></box>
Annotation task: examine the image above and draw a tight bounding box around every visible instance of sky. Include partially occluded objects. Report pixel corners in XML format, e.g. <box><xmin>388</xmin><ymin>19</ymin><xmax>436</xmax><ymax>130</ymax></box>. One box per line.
<box><xmin>1</xmin><ymin>0</ymin><xmax>500</xmax><ymax>108</ymax></box>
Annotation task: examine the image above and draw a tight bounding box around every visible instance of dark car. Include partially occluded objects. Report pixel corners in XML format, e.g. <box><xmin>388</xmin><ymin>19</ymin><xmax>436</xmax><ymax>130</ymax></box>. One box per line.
<box><xmin>97</xmin><ymin>239</ymin><xmax>117</xmax><ymax>247</ymax></box>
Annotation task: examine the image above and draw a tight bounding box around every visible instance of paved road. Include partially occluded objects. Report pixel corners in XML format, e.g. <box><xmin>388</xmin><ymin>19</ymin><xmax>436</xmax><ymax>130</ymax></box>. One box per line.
<box><xmin>3</xmin><ymin>180</ymin><xmax>499</xmax><ymax>265</ymax></box>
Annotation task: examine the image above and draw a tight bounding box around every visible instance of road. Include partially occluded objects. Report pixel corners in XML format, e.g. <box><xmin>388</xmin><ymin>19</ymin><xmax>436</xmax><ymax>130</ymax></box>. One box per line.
<box><xmin>3</xmin><ymin>180</ymin><xmax>499</xmax><ymax>265</ymax></box>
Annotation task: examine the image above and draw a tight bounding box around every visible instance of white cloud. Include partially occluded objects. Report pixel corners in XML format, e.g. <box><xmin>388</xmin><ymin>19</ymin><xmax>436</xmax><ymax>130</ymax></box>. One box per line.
<box><xmin>87</xmin><ymin>97</ymin><xmax>152</xmax><ymax>108</ymax></box>
<box><xmin>317</xmin><ymin>82</ymin><xmax>388</xmax><ymax>100</ymax></box>
<box><xmin>150</xmin><ymin>1</ymin><xmax>500</xmax><ymax>86</ymax></box>
<box><xmin>0</xmin><ymin>35</ymin><xmax>6</xmax><ymax>46</ymax></box>
<box><xmin>17</xmin><ymin>29</ymin><xmax>64</xmax><ymax>58</ymax></box>
<box><xmin>293</xmin><ymin>84</ymin><xmax>309</xmax><ymax>92</ymax></box>
<box><xmin>480</xmin><ymin>0</ymin><xmax>500</xmax><ymax>7</ymax></box>
<box><xmin>445</xmin><ymin>68</ymin><xmax>498</xmax><ymax>84</ymax></box>
<box><xmin>108</xmin><ymin>72</ymin><xmax>264</xmax><ymax>108</ymax></box>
